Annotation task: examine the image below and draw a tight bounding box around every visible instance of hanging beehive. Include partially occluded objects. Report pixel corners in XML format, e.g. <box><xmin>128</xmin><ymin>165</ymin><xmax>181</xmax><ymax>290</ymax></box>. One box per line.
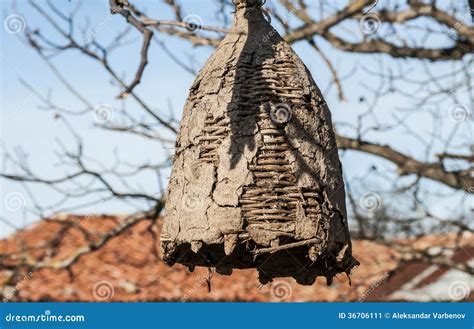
<box><xmin>161</xmin><ymin>0</ymin><xmax>358</xmax><ymax>285</ymax></box>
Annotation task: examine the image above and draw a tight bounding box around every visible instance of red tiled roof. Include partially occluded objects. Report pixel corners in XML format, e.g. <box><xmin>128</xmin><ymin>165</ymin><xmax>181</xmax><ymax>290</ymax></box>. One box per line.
<box><xmin>0</xmin><ymin>215</ymin><xmax>472</xmax><ymax>302</ymax></box>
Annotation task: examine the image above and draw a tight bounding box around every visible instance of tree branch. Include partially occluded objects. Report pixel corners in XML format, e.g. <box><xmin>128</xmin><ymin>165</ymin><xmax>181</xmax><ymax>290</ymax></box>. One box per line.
<box><xmin>336</xmin><ymin>135</ymin><xmax>473</xmax><ymax>191</ymax></box>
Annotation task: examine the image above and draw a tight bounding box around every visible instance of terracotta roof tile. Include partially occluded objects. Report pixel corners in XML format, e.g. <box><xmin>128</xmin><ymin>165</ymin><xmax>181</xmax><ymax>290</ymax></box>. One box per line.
<box><xmin>0</xmin><ymin>215</ymin><xmax>471</xmax><ymax>302</ymax></box>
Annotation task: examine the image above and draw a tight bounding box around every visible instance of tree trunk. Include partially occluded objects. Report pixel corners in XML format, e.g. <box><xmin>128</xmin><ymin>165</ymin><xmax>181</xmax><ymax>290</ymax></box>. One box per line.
<box><xmin>161</xmin><ymin>0</ymin><xmax>358</xmax><ymax>285</ymax></box>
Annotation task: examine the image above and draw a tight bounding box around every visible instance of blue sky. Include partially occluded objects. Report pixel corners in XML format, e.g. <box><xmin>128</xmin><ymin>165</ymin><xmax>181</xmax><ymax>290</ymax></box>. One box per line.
<box><xmin>1</xmin><ymin>0</ymin><xmax>472</xmax><ymax>237</ymax></box>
